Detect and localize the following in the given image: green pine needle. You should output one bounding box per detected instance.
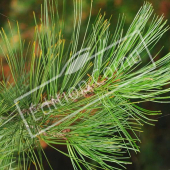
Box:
[0,0,170,169]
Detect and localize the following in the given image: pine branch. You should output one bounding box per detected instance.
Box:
[0,0,170,169]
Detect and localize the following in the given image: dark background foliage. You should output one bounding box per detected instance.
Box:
[0,0,170,169]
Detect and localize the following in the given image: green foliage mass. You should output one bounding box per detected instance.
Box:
[0,1,170,169]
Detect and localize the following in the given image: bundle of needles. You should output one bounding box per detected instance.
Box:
[0,0,170,169]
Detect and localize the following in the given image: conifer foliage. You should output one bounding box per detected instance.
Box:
[0,0,170,169]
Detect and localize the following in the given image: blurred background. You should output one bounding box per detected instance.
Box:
[0,0,170,169]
